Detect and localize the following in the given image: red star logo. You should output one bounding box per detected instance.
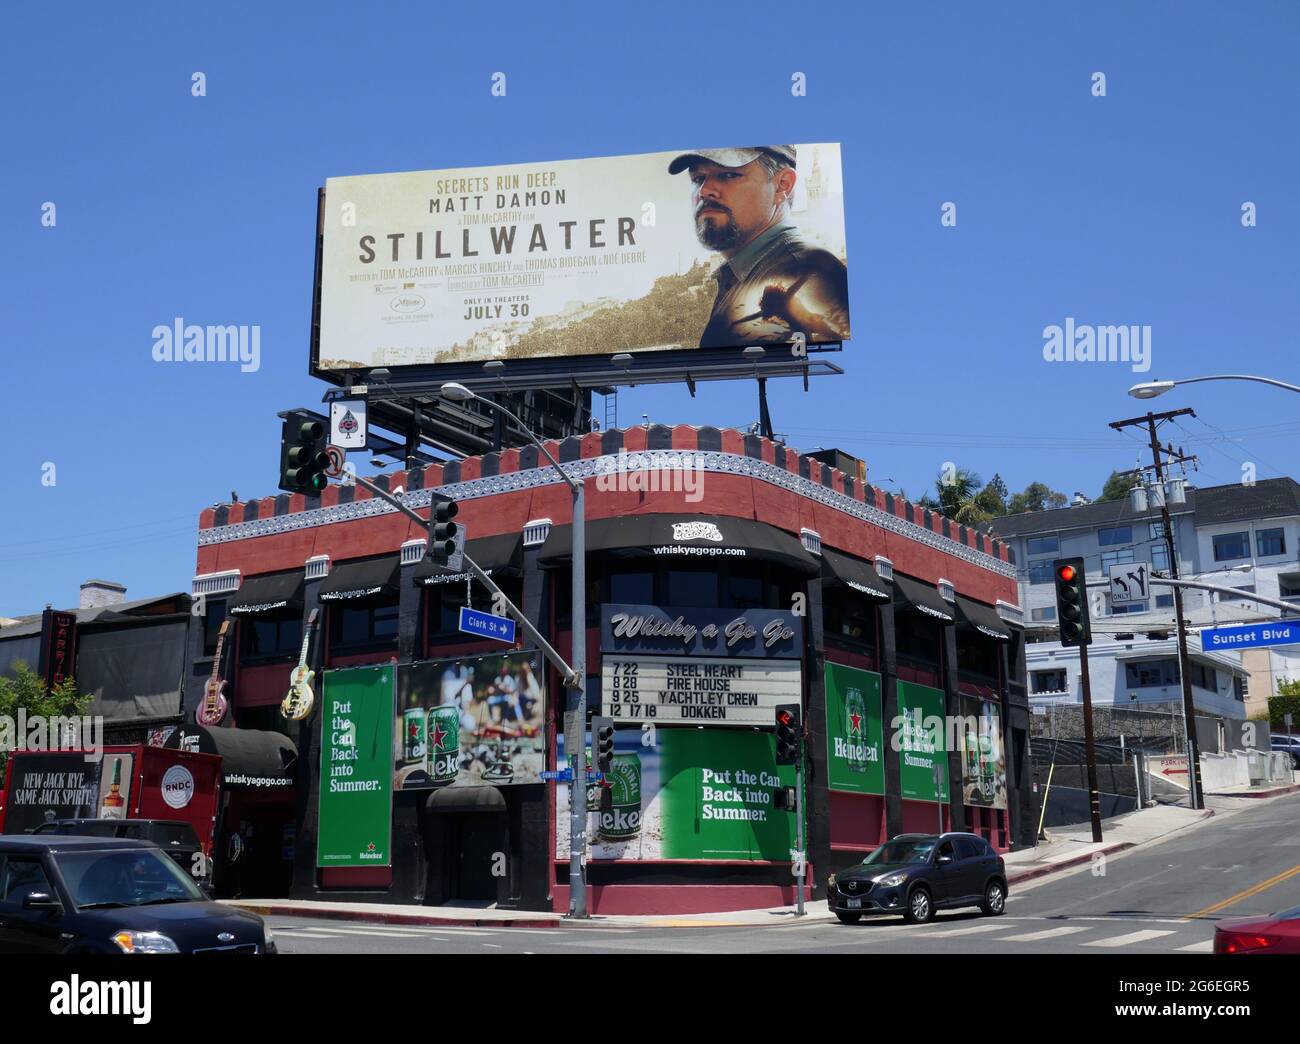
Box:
[366,842,375,852]
[849,712,862,734]
[429,721,447,749]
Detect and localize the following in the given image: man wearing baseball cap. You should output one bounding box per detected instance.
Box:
[668,145,849,348]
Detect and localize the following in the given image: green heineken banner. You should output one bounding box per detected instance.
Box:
[896,680,949,804]
[824,663,885,795]
[557,727,796,861]
[317,664,395,868]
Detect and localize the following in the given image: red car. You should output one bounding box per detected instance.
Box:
[1214,905,1300,954]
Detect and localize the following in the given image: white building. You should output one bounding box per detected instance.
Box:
[989,478,1300,718]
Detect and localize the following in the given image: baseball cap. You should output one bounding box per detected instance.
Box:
[667,145,796,175]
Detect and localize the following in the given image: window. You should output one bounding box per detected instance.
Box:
[1213,531,1250,562]
[1110,602,1147,615]
[1028,560,1055,583]
[1101,548,1135,571]
[242,612,302,660]
[1026,536,1059,555]
[1151,543,1169,572]
[1030,606,1056,622]
[609,570,654,606]
[1031,669,1067,694]
[1257,528,1286,557]
[0,857,55,906]
[1098,526,1132,546]
[1281,576,1300,604]
[957,628,1000,680]
[722,569,767,611]
[1149,522,1164,541]
[954,837,983,860]
[331,600,399,647]
[665,569,719,608]
[896,616,942,666]
[1155,594,1174,608]
[1189,663,1218,690]
[1125,660,1180,688]
[824,587,876,648]
[1218,585,1256,603]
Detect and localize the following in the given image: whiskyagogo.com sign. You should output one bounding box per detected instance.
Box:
[317,144,848,370]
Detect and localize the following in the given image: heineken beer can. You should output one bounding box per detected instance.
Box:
[597,753,642,842]
[844,687,868,773]
[426,704,461,784]
[403,708,426,765]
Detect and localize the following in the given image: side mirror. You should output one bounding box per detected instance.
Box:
[937,854,953,866]
[22,891,62,912]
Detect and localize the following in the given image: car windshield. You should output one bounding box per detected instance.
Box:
[861,839,936,866]
[56,848,206,909]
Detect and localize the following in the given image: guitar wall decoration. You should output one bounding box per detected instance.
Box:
[197,620,231,726]
[282,608,320,721]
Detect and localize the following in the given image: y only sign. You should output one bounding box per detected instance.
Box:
[1200,619,1300,651]
[1108,563,1150,605]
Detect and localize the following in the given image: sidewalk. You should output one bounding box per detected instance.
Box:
[225,799,1235,931]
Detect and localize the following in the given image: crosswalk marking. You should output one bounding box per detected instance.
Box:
[998,926,1088,942]
[1177,940,1214,952]
[1083,930,1177,948]
[916,922,1011,938]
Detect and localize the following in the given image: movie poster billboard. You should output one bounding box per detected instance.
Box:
[556,727,796,862]
[959,695,1007,810]
[394,651,545,790]
[318,144,848,371]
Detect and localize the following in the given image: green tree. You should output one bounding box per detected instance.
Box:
[1007,481,1068,515]
[0,663,89,778]
[1097,470,1134,503]
[1266,680,1300,731]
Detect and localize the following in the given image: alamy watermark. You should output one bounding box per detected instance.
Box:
[1042,318,1151,373]
[0,710,103,762]
[594,449,704,502]
[151,318,261,372]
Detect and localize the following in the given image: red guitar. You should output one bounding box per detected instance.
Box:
[197,620,230,726]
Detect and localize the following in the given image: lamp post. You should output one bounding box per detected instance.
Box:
[440,382,590,918]
[1129,375,1300,399]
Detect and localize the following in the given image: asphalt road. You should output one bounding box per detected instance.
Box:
[271,793,1300,955]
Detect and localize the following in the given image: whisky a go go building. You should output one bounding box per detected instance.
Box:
[191,425,1031,914]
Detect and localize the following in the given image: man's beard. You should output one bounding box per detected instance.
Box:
[695,210,743,251]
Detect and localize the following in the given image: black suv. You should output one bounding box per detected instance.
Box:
[32,820,207,888]
[827,832,1008,925]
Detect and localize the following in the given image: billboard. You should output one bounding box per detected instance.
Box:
[896,681,950,804]
[318,664,394,868]
[823,663,885,795]
[556,727,796,862]
[393,651,545,790]
[959,695,1007,810]
[317,144,848,372]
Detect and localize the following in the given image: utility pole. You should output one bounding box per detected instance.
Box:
[1109,408,1204,811]
[1077,637,1103,843]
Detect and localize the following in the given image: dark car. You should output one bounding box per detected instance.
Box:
[32,820,207,887]
[1214,904,1300,954]
[827,832,1007,925]
[0,836,274,954]
[1270,735,1300,768]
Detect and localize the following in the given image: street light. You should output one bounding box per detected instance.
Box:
[439,381,591,919]
[1129,375,1300,399]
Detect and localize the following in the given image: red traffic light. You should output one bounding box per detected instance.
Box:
[1057,564,1077,583]
[777,710,795,726]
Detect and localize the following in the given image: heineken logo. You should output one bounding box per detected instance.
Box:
[671,521,724,543]
[834,737,879,762]
[429,719,448,750]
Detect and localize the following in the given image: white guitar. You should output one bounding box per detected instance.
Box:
[281,609,319,721]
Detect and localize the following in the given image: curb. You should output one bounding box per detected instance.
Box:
[226,901,562,929]
[1206,782,1300,800]
[1006,808,1217,886]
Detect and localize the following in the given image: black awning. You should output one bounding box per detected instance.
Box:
[413,532,524,586]
[956,595,1012,640]
[317,556,400,601]
[539,514,819,575]
[227,571,305,615]
[893,574,955,623]
[426,785,507,813]
[821,548,890,600]
[163,725,298,790]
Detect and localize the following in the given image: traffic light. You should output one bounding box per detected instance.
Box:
[1053,557,1092,647]
[593,717,615,775]
[428,497,459,564]
[775,704,801,765]
[279,415,329,494]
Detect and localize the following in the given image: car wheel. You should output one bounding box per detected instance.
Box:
[904,886,934,924]
[835,912,862,925]
[981,879,1006,916]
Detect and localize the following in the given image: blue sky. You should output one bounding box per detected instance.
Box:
[2,1,1297,616]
